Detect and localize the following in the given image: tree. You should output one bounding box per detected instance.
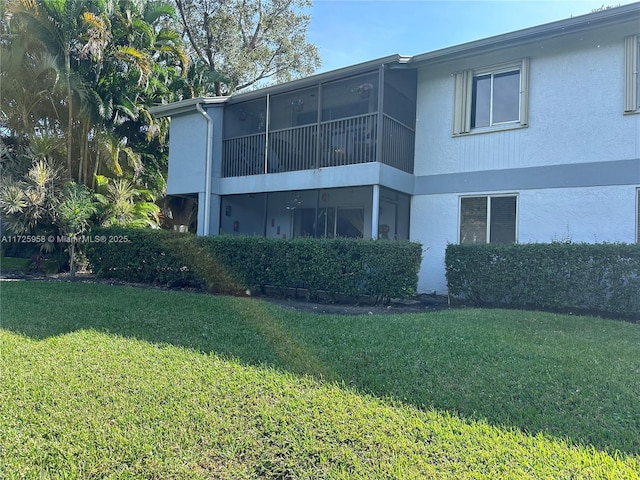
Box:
[1,1,186,272]
[173,0,320,95]
[96,177,160,228]
[2,0,189,189]
[0,138,65,236]
[57,181,97,276]
[4,0,111,177]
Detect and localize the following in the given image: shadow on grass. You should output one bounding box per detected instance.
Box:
[2,279,640,457]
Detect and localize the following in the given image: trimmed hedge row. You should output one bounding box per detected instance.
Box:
[446,243,640,318]
[86,227,423,303]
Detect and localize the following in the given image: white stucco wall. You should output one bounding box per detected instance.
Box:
[413,185,639,294]
[411,20,640,294]
[411,193,459,294]
[518,186,638,244]
[414,23,640,177]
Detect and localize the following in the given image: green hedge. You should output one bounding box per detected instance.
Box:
[446,243,640,318]
[84,228,203,288]
[86,228,423,303]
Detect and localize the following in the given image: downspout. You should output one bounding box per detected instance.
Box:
[371,185,380,240]
[196,102,213,235]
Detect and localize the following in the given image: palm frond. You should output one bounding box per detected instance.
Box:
[0,182,28,214]
[143,1,177,24]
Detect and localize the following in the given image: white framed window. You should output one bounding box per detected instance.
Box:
[453,59,529,135]
[624,35,640,113]
[459,194,518,244]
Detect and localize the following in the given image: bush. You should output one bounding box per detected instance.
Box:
[85,228,203,289]
[86,228,423,303]
[446,242,640,318]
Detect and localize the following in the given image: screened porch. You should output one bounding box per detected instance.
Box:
[218,186,411,241]
[222,68,416,177]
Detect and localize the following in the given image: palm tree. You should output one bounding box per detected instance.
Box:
[80,1,188,192]
[96,177,160,228]
[3,0,190,243]
[57,181,97,276]
[0,141,64,235]
[4,0,110,181]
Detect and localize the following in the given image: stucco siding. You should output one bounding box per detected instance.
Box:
[518,185,638,244]
[411,193,459,294]
[217,163,414,196]
[166,113,208,195]
[414,23,639,177]
[412,184,639,294]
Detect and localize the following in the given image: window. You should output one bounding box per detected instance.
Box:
[453,59,529,135]
[624,35,639,113]
[471,70,520,127]
[460,195,517,244]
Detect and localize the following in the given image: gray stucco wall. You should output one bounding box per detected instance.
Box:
[166,113,207,195]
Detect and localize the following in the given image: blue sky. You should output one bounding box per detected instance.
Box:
[307,0,639,73]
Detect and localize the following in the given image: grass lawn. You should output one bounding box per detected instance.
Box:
[1,281,639,478]
[0,257,32,271]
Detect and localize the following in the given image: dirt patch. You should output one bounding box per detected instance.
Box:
[261,295,449,316]
[0,271,450,316]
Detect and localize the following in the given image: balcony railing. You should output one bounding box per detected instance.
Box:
[382,115,415,174]
[222,113,414,177]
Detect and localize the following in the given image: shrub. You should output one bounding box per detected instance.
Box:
[85,228,203,289]
[86,228,423,303]
[446,242,640,318]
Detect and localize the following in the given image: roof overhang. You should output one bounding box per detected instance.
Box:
[409,2,640,67]
[227,54,410,103]
[148,96,229,118]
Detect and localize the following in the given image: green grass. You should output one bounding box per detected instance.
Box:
[1,281,639,478]
[0,256,32,271]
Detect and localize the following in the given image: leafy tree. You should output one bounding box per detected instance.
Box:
[0,138,65,236]
[95,177,160,228]
[57,181,97,275]
[1,1,185,272]
[173,0,320,95]
[2,0,189,189]
[3,0,111,176]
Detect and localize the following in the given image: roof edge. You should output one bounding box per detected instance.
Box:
[149,96,229,118]
[149,3,640,111]
[228,54,405,102]
[410,2,640,66]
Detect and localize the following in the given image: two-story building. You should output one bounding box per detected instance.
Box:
[150,3,640,294]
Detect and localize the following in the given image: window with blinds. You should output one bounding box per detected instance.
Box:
[460,195,517,244]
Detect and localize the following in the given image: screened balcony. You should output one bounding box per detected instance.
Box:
[222,69,416,177]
